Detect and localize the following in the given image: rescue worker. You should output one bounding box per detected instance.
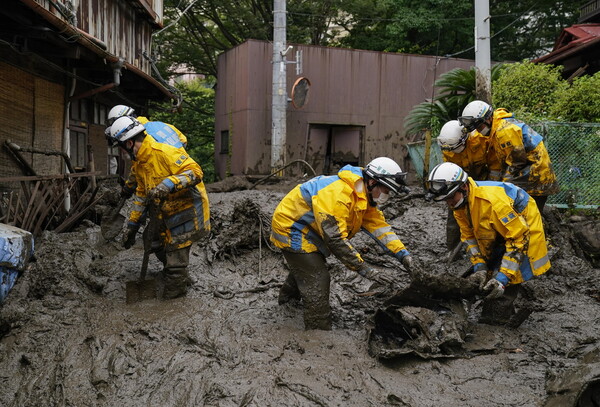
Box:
[108,116,210,299]
[270,157,414,330]
[458,100,559,211]
[437,120,502,253]
[106,105,187,199]
[425,162,551,326]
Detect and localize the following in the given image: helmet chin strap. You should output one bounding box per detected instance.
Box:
[364,178,378,206]
[453,190,468,209]
[121,141,137,161]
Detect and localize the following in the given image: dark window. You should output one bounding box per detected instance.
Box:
[94,103,108,125]
[220,130,229,154]
[69,129,87,169]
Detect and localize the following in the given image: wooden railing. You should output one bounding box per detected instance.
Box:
[580,0,600,22]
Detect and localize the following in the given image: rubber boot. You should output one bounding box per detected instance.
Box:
[163,267,190,299]
[162,246,191,300]
[278,273,301,305]
[283,251,332,330]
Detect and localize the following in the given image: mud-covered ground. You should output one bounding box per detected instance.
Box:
[1,177,599,407]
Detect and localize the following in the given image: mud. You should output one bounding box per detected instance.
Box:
[1,182,599,406]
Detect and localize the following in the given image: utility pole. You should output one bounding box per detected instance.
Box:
[271,0,287,173]
[474,0,492,103]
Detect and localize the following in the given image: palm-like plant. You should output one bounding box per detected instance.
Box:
[404,64,504,137]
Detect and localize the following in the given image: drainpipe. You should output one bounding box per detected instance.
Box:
[64,69,77,212]
[69,57,125,101]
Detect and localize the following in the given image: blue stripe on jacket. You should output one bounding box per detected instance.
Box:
[475,180,530,213]
[291,165,362,254]
[144,121,183,148]
[504,118,543,151]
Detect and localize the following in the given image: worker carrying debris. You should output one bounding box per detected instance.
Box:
[458,100,559,211]
[105,105,187,199]
[107,116,210,299]
[426,162,550,326]
[270,157,414,330]
[437,119,503,254]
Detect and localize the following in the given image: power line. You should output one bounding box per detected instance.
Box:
[287,10,541,24]
[443,4,537,58]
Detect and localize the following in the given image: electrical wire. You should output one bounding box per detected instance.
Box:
[443,4,538,58]
[287,6,548,24]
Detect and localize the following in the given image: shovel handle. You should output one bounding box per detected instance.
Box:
[139,199,162,281]
[140,249,150,281]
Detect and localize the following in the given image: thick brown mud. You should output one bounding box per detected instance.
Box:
[0,182,599,406]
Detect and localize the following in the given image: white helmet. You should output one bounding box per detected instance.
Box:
[364,157,407,194]
[109,116,145,145]
[425,162,468,201]
[458,100,493,132]
[107,105,136,126]
[437,120,468,153]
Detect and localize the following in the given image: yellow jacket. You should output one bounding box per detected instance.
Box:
[270,165,409,271]
[128,135,210,249]
[454,178,550,286]
[442,132,502,180]
[124,117,188,193]
[489,109,559,196]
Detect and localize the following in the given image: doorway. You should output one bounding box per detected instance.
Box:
[305,124,363,174]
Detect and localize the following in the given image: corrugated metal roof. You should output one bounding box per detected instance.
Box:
[535,24,600,64]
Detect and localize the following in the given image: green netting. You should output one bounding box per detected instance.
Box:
[533,122,600,209]
[406,122,600,209]
[406,141,443,180]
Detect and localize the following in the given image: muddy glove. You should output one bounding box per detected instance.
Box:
[483,278,505,299]
[468,264,488,288]
[121,226,138,249]
[147,183,170,201]
[469,270,487,289]
[401,255,414,273]
[358,264,394,285]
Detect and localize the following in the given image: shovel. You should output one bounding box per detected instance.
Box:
[101,196,127,241]
[125,201,160,303]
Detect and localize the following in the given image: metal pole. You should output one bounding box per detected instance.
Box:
[271,0,287,173]
[474,0,492,103]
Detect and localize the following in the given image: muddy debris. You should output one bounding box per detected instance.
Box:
[0,185,599,406]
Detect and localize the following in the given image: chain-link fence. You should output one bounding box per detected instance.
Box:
[533,122,600,209]
[407,122,600,209]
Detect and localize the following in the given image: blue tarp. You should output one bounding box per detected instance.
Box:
[0,224,34,304]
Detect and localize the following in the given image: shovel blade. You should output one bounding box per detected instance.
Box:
[126,279,158,304]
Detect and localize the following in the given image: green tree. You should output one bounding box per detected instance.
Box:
[155,0,587,79]
[155,0,345,79]
[335,0,586,60]
[490,1,586,61]
[149,80,217,182]
[336,0,473,55]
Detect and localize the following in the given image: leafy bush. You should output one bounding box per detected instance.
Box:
[492,60,568,119]
[548,73,600,123]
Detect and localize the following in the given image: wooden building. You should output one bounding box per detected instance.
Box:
[534,0,600,78]
[0,0,174,180]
